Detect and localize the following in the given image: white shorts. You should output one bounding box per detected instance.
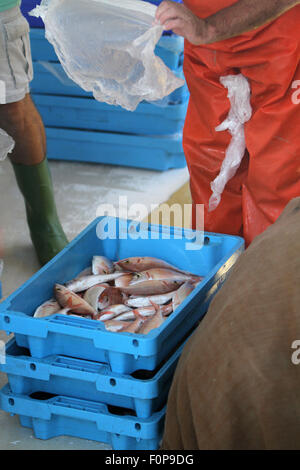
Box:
[0,6,33,104]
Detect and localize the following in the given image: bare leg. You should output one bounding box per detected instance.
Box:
[0,93,46,164]
[0,93,68,265]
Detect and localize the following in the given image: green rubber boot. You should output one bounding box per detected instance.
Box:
[12,159,69,266]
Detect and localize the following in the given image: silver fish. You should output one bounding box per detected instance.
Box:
[133,306,157,318]
[115,256,197,277]
[125,291,176,308]
[97,304,132,322]
[65,273,124,293]
[114,311,136,321]
[104,320,132,332]
[92,256,114,275]
[130,268,199,285]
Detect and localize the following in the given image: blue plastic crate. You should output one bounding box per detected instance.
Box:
[21,0,44,28]
[146,0,182,4]
[29,28,184,71]
[0,217,244,374]
[0,336,187,418]
[32,94,188,135]
[42,127,186,170]
[0,384,165,450]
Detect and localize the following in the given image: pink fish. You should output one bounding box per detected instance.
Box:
[33,299,61,318]
[98,286,123,310]
[120,280,184,296]
[138,307,165,335]
[160,303,173,317]
[67,312,93,319]
[114,273,134,288]
[54,284,96,317]
[74,266,93,278]
[83,285,107,311]
[122,317,145,334]
[172,281,195,312]
[115,256,195,276]
[92,256,114,275]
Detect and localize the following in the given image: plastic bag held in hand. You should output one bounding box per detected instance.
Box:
[30,0,184,111]
[208,74,252,212]
[0,129,15,161]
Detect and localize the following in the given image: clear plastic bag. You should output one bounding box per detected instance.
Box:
[0,128,15,161]
[209,74,252,212]
[31,0,184,111]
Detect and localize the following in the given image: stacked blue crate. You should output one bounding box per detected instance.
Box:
[0,217,244,449]
[23,0,189,170]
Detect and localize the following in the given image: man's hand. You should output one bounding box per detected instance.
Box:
[154,1,211,45]
[155,0,300,45]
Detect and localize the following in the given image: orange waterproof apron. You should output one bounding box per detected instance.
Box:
[183,0,300,245]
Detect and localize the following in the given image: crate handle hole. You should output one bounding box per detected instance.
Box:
[204,236,210,245]
[135,423,141,431]
[30,363,36,371]
[4,316,10,324]
[110,378,116,386]
[8,398,14,406]
[132,339,139,347]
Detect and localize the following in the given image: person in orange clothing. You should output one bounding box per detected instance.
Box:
[155,0,300,245]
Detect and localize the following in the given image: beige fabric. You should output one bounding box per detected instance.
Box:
[162,197,300,450]
[0,7,32,104]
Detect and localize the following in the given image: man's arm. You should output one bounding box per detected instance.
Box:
[155,0,300,45]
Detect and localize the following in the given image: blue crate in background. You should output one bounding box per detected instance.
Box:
[145,0,182,4]
[0,217,244,374]
[0,384,165,450]
[21,0,43,28]
[0,336,188,418]
[32,94,188,136]
[43,128,186,170]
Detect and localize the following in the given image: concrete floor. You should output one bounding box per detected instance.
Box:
[0,156,191,450]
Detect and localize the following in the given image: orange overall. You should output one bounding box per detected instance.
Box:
[183,0,300,245]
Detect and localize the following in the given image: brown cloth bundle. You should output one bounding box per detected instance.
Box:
[161,197,300,450]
